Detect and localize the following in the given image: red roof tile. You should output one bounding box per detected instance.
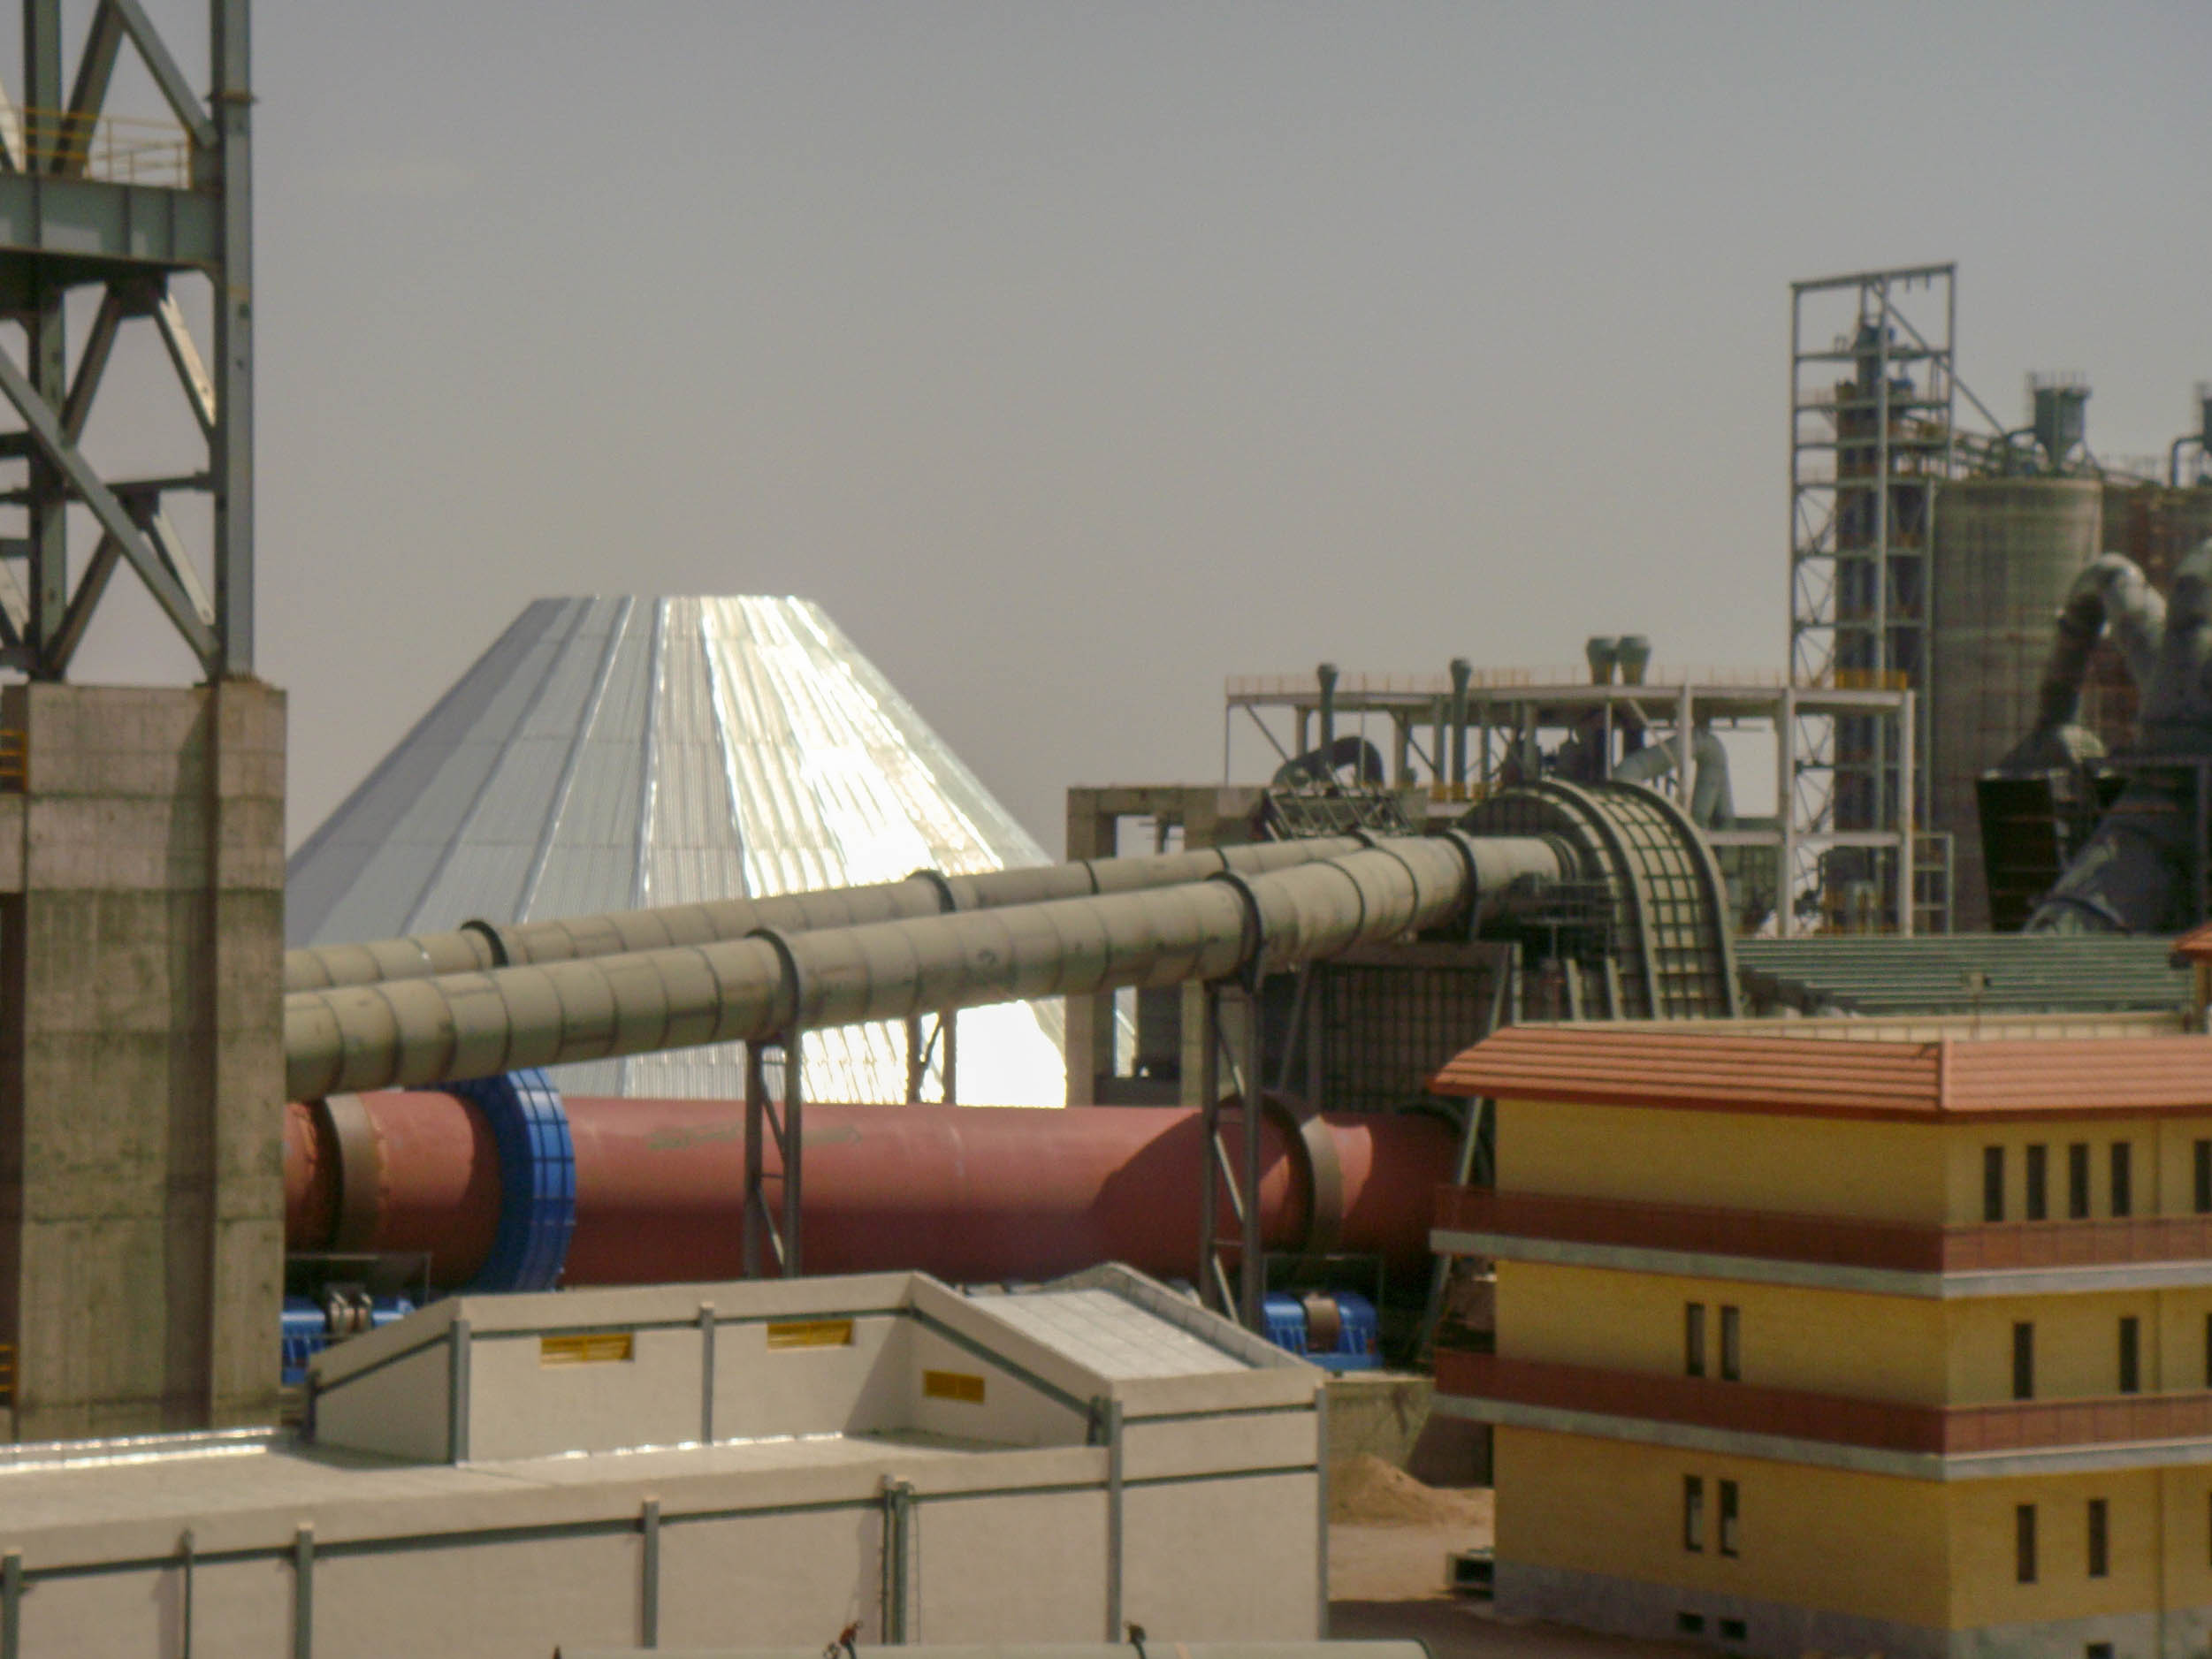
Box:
[1429,1025,2212,1120]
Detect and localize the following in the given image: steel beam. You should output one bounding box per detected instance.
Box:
[0,0,248,680]
[114,0,217,151]
[210,0,251,673]
[0,172,220,268]
[0,342,217,662]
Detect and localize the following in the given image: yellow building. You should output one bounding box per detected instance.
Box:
[1430,1025,2212,1659]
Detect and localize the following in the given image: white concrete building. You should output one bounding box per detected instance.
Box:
[0,1267,1324,1657]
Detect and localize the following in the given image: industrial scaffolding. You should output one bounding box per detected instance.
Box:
[1786,263,2034,934]
[1223,664,1921,936]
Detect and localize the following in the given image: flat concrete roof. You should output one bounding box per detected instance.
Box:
[0,1266,1316,1576]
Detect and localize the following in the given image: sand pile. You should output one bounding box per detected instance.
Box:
[1328,1454,1488,1526]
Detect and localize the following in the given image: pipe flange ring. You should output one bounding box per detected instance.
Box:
[459,917,512,968]
[745,926,809,1038]
[1234,1089,1346,1267]
[1204,870,1269,989]
[904,867,962,914]
[313,1092,385,1254]
[434,1069,574,1292]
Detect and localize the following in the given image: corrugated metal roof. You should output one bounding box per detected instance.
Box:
[288,597,1066,1106]
[1735,933,2190,1016]
[1430,1025,2212,1118]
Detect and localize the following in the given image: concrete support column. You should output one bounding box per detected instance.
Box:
[1061,788,1115,1106]
[0,681,286,1439]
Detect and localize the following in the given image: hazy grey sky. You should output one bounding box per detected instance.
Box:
[60,3,2212,852]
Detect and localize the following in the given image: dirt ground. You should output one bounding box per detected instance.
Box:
[1326,1457,1686,1659]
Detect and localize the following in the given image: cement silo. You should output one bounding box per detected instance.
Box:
[1929,476,2103,928]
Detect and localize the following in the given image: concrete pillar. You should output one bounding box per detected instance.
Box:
[0,682,286,1440]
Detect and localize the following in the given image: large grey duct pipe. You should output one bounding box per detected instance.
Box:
[1611,730,1735,827]
[2028,540,2212,932]
[285,834,1570,1102]
[284,837,1365,993]
[1995,552,2163,776]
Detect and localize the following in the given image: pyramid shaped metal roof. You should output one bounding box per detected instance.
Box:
[287,596,1064,1105]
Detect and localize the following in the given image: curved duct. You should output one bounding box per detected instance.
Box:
[1460,780,1741,1018]
[284,1089,1455,1289]
[1610,730,1735,828]
[1270,734,1387,788]
[2028,539,2212,932]
[1995,552,2162,775]
[284,836,1364,993]
[285,836,1525,1102]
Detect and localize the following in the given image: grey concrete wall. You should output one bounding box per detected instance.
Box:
[2,1451,1324,1655]
[0,681,286,1439]
[1324,1373,1432,1470]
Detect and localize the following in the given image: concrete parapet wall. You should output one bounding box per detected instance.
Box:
[7,1268,1323,1653]
[1323,1372,1434,1470]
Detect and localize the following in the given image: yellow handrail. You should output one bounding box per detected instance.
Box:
[3,107,190,187]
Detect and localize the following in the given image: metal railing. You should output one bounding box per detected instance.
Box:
[1227,666,1925,701]
[1225,666,1892,701]
[2,108,190,186]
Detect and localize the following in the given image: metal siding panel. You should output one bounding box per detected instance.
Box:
[286,600,565,945]
[286,593,1067,1104]
[701,597,1064,1105]
[405,599,623,931]
[297,600,587,948]
[522,601,654,925]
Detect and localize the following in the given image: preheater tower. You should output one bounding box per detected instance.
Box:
[0,0,281,1439]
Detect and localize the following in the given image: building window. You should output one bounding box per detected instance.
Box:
[2017,1503,2037,1583]
[1720,1305,1742,1382]
[2120,1317,2141,1395]
[1676,1613,1705,1636]
[1719,1479,1740,1557]
[2070,1144,2091,1219]
[2013,1322,2035,1402]
[1984,1145,2005,1221]
[1684,1475,1705,1552]
[2112,1143,2133,1218]
[1719,1617,1748,1642]
[2199,1139,2212,1214]
[2088,1646,2115,1659]
[2025,1145,2048,1221]
[2087,1498,2109,1579]
[1685,1303,1706,1378]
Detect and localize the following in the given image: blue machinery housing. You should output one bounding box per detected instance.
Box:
[442,1068,576,1294]
[282,1069,574,1381]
